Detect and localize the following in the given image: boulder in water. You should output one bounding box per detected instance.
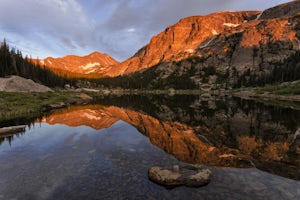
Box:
[148,164,212,188]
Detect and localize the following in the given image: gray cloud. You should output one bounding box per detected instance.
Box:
[0,0,94,58]
[0,0,291,60]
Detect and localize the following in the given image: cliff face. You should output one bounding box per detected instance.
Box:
[113,1,300,76]
[113,11,260,76]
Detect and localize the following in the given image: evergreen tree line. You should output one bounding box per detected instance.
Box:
[89,62,196,90]
[0,39,69,88]
[234,51,300,88]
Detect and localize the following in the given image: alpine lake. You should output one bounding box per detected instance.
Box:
[0,94,299,200]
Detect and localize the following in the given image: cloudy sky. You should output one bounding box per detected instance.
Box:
[0,0,291,61]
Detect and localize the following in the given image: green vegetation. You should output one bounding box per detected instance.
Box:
[234,51,300,88]
[0,91,91,122]
[255,82,300,96]
[89,62,197,90]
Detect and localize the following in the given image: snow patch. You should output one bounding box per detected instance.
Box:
[211,29,218,35]
[223,23,240,28]
[198,36,217,49]
[83,112,101,120]
[86,68,97,73]
[47,60,52,65]
[256,13,262,20]
[185,49,195,53]
[80,62,101,70]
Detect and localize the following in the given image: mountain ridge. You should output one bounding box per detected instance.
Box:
[113,11,261,76]
[37,0,300,87]
[36,51,120,78]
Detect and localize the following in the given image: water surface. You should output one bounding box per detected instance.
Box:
[0,95,299,199]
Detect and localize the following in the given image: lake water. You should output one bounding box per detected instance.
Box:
[0,95,299,200]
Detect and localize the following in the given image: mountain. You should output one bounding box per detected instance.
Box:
[113,11,261,76]
[95,0,300,89]
[37,52,120,78]
[37,1,300,88]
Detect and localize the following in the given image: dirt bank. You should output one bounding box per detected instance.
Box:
[0,76,53,93]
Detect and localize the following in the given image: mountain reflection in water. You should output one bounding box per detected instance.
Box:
[40,95,300,180]
[1,95,299,180]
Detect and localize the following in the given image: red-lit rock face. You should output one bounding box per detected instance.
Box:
[36,52,120,78]
[113,11,261,76]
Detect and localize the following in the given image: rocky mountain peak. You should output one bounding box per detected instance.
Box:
[38,51,120,78]
[110,11,260,76]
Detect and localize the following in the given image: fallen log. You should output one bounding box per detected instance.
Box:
[0,125,26,136]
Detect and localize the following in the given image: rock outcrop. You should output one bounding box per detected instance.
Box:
[0,76,53,93]
[148,164,212,188]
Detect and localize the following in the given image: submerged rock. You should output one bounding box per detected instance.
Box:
[148,164,212,188]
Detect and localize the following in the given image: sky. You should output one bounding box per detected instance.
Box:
[0,0,292,61]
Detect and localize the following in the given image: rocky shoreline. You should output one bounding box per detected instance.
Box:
[233,90,300,102]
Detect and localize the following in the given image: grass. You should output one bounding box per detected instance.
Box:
[0,90,91,122]
[255,83,300,96]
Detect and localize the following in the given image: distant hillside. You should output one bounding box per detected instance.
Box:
[35,52,120,78]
